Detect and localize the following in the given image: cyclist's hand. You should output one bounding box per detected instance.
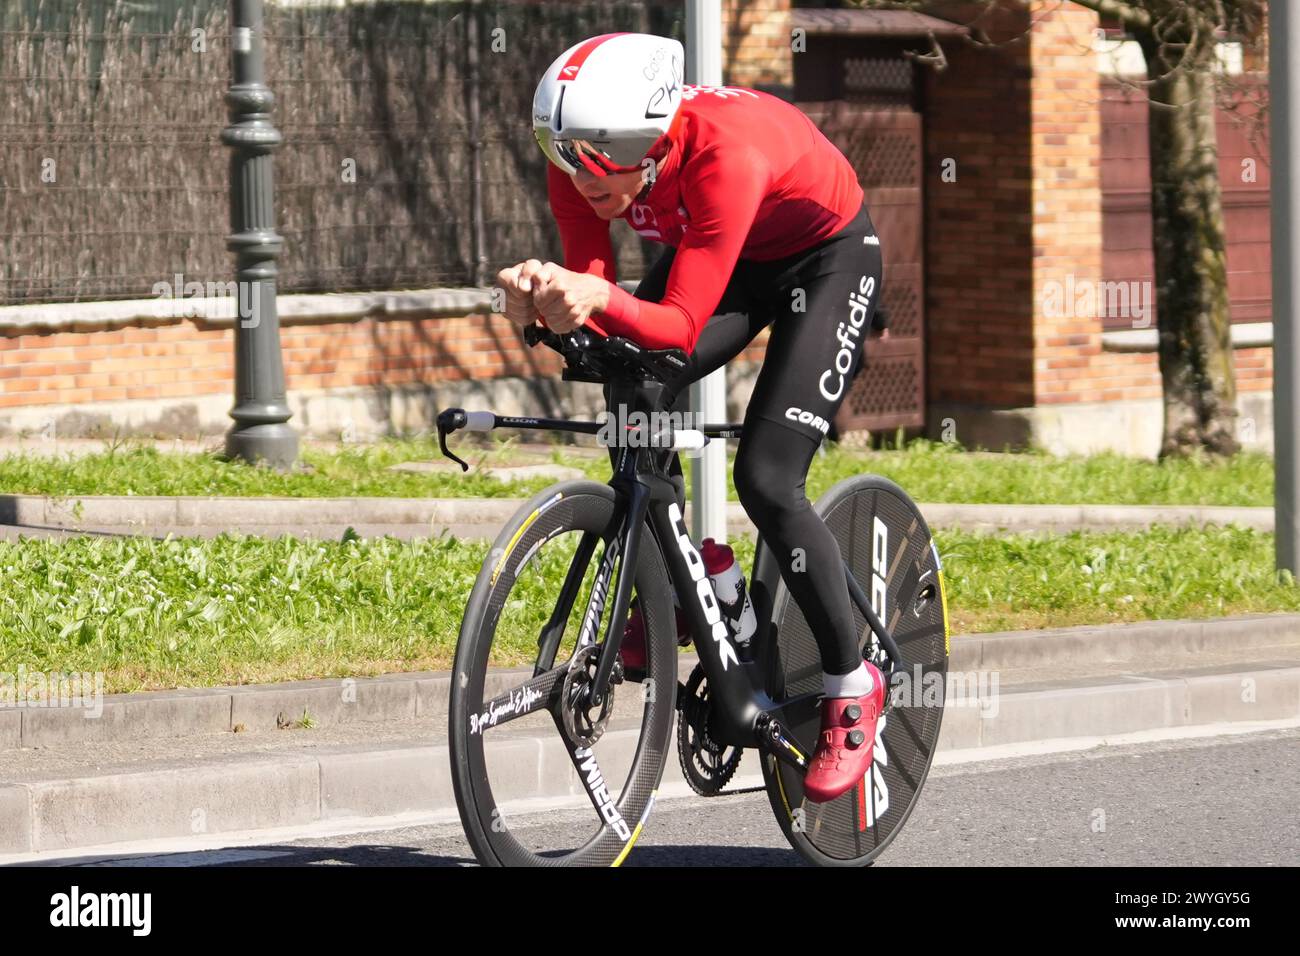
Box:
[495,259,549,329]
[532,265,610,334]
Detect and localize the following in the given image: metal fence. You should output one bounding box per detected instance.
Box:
[0,0,683,306]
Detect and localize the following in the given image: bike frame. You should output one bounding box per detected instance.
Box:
[456,372,904,774]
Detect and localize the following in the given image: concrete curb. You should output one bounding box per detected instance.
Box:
[5,612,1298,752]
[0,494,1274,536]
[0,657,702,751]
[950,612,1300,672]
[3,663,1296,857]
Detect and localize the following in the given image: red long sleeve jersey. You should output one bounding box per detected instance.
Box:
[547,85,864,354]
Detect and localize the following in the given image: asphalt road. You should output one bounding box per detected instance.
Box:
[141,725,1300,868]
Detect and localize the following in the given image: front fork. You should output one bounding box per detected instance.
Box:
[584,480,652,708]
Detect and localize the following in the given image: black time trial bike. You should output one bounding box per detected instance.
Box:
[442,324,950,866]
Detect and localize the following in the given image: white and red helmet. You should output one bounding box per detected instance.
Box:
[533,32,685,176]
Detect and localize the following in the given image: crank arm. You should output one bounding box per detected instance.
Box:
[757,715,810,772]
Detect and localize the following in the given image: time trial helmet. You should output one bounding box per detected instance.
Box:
[533,32,685,177]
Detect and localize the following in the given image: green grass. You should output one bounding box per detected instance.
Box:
[0,525,1294,693]
[0,436,1276,506]
[0,437,608,500]
[803,440,1274,507]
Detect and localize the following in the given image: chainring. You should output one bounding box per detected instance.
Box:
[675,664,743,796]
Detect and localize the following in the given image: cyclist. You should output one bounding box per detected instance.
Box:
[497,32,887,804]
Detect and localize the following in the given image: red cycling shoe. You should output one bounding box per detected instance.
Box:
[803,662,887,804]
[617,600,691,672]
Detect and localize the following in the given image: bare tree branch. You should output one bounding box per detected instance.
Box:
[1054,0,1153,30]
[903,31,950,71]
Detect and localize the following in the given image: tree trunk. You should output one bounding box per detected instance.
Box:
[1139,23,1239,458]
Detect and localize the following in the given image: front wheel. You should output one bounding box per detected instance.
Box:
[761,474,951,866]
[449,480,679,866]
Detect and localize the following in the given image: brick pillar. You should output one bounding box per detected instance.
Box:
[923,4,1036,421]
[924,0,1105,451]
[1028,1,1104,414]
[721,0,792,92]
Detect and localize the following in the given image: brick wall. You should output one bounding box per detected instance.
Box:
[0,326,231,410]
[0,314,567,430]
[0,308,774,436]
[1025,1,1268,415]
[1028,0,1106,406]
[923,3,1035,409]
[924,0,1269,429]
[721,0,792,89]
[0,0,1271,447]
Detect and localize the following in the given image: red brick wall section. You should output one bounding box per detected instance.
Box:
[922,2,1035,408]
[1024,1,1268,407]
[722,0,792,88]
[0,325,232,409]
[0,316,563,413]
[0,314,771,417]
[1028,0,1106,406]
[921,1,1271,413]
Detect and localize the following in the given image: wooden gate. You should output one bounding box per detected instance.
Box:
[796,48,927,435]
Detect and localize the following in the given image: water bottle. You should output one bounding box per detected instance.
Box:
[700,537,758,658]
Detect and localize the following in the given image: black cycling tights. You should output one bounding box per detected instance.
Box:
[600,202,883,675]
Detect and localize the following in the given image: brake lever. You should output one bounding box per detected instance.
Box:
[436,408,471,472]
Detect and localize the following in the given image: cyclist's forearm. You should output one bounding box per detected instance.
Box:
[597,283,697,351]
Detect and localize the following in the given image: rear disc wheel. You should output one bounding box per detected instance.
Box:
[761,474,950,866]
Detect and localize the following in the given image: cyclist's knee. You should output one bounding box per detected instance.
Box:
[734,452,808,519]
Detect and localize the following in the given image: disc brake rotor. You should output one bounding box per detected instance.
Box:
[559,645,617,748]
